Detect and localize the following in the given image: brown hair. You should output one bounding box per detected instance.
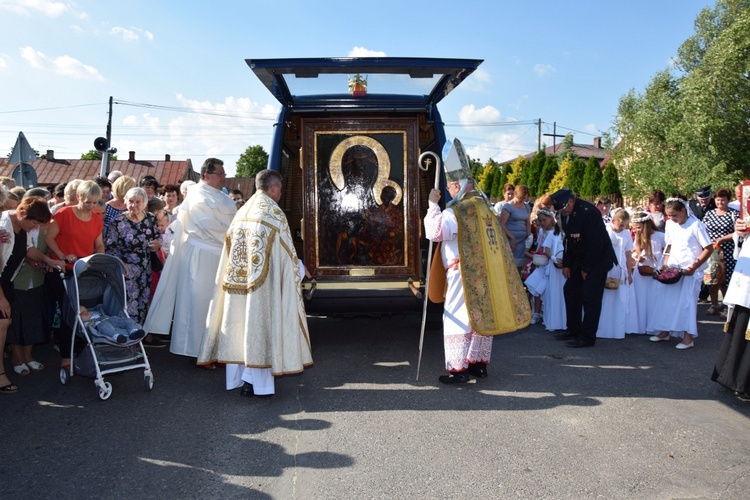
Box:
[514,184,530,199]
[714,188,731,200]
[537,193,553,209]
[631,211,657,261]
[17,196,52,223]
[648,189,666,205]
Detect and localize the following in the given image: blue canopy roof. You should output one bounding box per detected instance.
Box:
[246,57,483,112]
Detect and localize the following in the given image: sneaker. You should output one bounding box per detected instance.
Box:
[113,334,128,344]
[129,329,146,341]
[143,335,167,348]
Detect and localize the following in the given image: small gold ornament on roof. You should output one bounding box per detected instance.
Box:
[348,73,367,97]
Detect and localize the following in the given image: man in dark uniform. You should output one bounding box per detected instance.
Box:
[689,186,715,302]
[688,185,716,221]
[551,188,617,348]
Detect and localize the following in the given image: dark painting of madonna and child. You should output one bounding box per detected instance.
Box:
[316,133,406,268]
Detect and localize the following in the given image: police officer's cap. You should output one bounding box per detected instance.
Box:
[551,188,573,211]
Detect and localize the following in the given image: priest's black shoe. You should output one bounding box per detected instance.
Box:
[566,338,595,348]
[467,362,488,378]
[554,330,578,341]
[240,382,254,397]
[439,372,470,384]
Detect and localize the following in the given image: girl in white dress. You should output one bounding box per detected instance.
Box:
[649,197,714,349]
[537,209,567,331]
[597,209,635,339]
[630,211,666,335]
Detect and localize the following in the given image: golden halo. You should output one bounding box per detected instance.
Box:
[329,135,402,206]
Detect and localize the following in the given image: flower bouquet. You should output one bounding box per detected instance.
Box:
[652,266,683,285]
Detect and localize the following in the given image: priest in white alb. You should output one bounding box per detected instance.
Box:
[144,158,237,360]
[198,169,313,397]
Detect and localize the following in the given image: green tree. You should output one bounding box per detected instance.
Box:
[600,161,622,197]
[469,157,483,180]
[80,150,118,161]
[478,158,500,194]
[537,155,559,195]
[236,145,269,178]
[568,158,587,195]
[491,167,504,199]
[525,150,546,196]
[608,0,750,198]
[547,154,574,193]
[506,156,526,186]
[497,163,508,193]
[581,157,603,197]
[557,134,578,166]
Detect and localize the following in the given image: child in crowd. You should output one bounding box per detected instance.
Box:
[158,209,175,259]
[150,210,169,299]
[537,209,567,331]
[650,196,713,349]
[630,211,666,335]
[597,209,636,339]
[80,305,146,344]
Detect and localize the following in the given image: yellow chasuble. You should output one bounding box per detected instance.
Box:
[434,192,531,335]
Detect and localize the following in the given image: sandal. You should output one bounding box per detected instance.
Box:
[27,361,45,372]
[0,372,18,394]
[13,363,30,376]
[706,305,719,316]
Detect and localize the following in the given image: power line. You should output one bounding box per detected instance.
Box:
[0,103,104,114]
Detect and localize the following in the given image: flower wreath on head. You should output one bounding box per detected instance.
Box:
[536,208,556,221]
[666,196,694,218]
[631,212,652,223]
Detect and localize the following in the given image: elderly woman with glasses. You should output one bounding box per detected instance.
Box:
[105,187,161,325]
[45,180,105,371]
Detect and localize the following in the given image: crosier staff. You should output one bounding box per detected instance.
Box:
[416,150,441,381]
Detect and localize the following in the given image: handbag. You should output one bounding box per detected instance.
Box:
[703,245,725,286]
[150,249,164,272]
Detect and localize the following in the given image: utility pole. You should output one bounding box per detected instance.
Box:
[537,118,541,152]
[100,96,114,177]
[543,121,565,154]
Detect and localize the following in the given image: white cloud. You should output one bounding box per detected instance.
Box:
[0,55,7,70]
[20,46,104,81]
[110,26,154,42]
[348,46,386,57]
[533,63,556,77]
[459,104,501,128]
[509,95,528,111]
[460,66,492,93]
[0,0,69,16]
[113,94,279,176]
[122,115,139,126]
[584,123,599,134]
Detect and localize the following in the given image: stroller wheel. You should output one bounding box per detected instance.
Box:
[144,374,154,391]
[98,381,113,401]
[59,367,70,386]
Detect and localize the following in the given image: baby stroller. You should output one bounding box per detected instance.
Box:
[58,254,154,400]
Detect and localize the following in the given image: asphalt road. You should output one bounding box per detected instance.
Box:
[3,303,749,499]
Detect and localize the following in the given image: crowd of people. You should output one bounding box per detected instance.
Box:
[500,182,749,399]
[0,163,223,394]
[1,157,748,403]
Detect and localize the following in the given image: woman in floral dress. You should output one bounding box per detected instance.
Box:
[105,187,161,324]
[702,188,739,317]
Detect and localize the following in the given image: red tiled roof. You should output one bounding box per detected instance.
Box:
[222,177,255,198]
[0,154,197,187]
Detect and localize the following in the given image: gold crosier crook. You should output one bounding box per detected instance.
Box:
[328,135,403,206]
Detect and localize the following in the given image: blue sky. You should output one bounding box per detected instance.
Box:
[0,0,715,176]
